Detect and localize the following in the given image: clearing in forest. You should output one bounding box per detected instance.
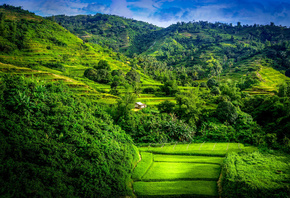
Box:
[133,143,256,197]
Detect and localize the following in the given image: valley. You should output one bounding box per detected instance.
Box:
[0,4,289,198]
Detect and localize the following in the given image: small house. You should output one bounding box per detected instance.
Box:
[135,102,146,109]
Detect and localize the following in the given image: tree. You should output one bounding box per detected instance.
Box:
[157,100,176,113]
[84,68,112,84]
[96,59,110,70]
[115,93,136,121]
[278,81,290,97]
[219,81,241,103]
[125,69,140,83]
[161,80,179,96]
[0,13,5,36]
[207,78,218,89]
[285,69,290,78]
[211,86,221,95]
[175,91,205,126]
[216,101,238,124]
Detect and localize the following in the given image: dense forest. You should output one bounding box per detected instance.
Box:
[0,4,289,198]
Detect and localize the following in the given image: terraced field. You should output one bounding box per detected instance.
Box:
[0,62,117,101]
[133,143,256,197]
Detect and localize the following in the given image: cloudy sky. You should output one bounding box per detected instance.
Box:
[1,0,290,27]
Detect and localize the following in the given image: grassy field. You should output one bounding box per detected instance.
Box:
[133,180,218,197]
[139,142,257,156]
[132,143,257,197]
[132,152,153,181]
[142,162,220,181]
[154,155,224,164]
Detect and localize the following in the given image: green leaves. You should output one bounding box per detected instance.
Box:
[216,101,238,124]
[0,75,138,197]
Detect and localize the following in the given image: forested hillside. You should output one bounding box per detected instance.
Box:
[47,14,161,51]
[0,5,141,197]
[54,14,290,94]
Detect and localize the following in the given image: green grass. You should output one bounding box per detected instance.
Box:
[255,66,289,91]
[133,180,218,197]
[142,162,220,181]
[139,143,257,156]
[154,155,224,164]
[133,144,257,197]
[132,152,153,181]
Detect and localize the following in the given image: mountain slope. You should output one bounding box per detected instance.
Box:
[48,14,161,52]
[0,5,161,103]
[52,14,290,94]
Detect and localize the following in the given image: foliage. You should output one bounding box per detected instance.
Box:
[207,78,219,88]
[84,68,112,84]
[278,81,290,97]
[286,69,290,77]
[125,68,140,83]
[157,100,176,113]
[160,79,179,96]
[242,95,290,149]
[220,152,290,198]
[48,13,161,51]
[216,101,238,124]
[132,152,153,181]
[175,91,205,126]
[114,109,195,143]
[0,75,138,197]
[115,92,137,121]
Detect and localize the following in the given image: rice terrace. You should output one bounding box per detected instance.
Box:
[133,143,256,197]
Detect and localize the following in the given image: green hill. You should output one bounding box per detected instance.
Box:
[0,4,160,104]
[54,14,290,94]
[47,14,161,52]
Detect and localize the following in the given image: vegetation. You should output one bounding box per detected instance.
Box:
[133,143,254,197]
[139,143,256,156]
[142,162,220,181]
[132,152,153,181]
[0,4,290,198]
[0,75,139,197]
[47,14,161,51]
[134,180,218,197]
[153,155,224,164]
[220,151,290,198]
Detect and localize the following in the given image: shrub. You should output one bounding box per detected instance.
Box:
[157,100,175,113]
[216,101,238,124]
[142,87,156,94]
[220,152,290,198]
[0,75,138,197]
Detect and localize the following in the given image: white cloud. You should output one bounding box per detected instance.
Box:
[110,0,133,18]
[83,3,110,14]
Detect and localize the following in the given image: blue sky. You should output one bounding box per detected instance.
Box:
[1,0,290,27]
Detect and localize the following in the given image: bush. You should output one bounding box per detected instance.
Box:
[216,101,238,124]
[44,62,66,72]
[200,82,207,87]
[207,78,218,88]
[142,87,156,94]
[157,100,175,113]
[0,75,138,197]
[84,68,112,84]
[220,152,290,198]
[192,81,199,87]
